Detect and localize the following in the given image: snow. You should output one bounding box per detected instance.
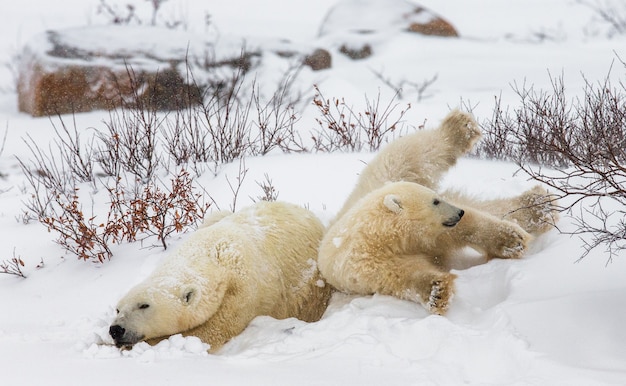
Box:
[1,0,626,385]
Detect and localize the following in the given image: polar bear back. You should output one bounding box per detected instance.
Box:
[168,201,328,320]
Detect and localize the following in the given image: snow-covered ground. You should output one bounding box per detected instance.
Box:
[1,0,625,385]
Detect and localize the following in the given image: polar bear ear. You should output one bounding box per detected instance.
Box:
[181,286,199,306]
[383,194,403,214]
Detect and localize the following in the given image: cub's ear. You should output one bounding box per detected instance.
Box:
[383,194,403,214]
[181,286,199,305]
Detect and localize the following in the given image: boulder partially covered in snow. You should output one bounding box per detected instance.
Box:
[17,26,257,117]
[319,0,458,38]
[319,0,458,59]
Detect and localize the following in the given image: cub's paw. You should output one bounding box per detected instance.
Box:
[426,273,456,315]
[440,110,482,153]
[489,222,531,260]
[505,186,559,235]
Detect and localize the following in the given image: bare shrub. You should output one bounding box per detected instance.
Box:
[41,190,113,263]
[18,131,111,262]
[163,63,305,173]
[254,173,279,202]
[250,70,304,154]
[97,104,163,182]
[19,110,205,261]
[20,144,209,261]
[96,66,167,182]
[49,114,96,184]
[224,158,249,212]
[105,169,210,250]
[476,68,626,262]
[19,134,78,218]
[162,66,253,171]
[1,249,27,278]
[473,76,575,167]
[311,85,411,152]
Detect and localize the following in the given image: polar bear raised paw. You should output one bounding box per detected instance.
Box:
[439,110,482,154]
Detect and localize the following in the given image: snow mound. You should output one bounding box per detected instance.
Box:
[221,293,535,384]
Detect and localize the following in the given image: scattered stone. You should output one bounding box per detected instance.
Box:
[339,44,373,60]
[304,48,332,70]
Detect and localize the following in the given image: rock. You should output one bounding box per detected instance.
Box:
[406,7,459,37]
[303,48,332,70]
[319,0,459,40]
[17,26,257,117]
[339,44,372,60]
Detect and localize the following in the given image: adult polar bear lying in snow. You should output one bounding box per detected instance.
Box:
[319,110,557,315]
[109,201,332,352]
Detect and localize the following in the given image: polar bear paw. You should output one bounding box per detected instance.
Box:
[426,274,455,315]
[440,110,482,153]
[507,186,559,235]
[489,222,531,260]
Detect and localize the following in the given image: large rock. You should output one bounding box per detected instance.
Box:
[17,26,257,117]
[319,0,458,37]
[319,0,458,59]
[406,8,459,37]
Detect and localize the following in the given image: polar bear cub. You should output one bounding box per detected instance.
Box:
[319,181,531,315]
[320,110,557,315]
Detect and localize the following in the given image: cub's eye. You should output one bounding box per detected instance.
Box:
[139,303,150,310]
[116,309,120,314]
[433,199,440,206]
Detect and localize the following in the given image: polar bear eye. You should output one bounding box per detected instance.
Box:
[139,303,150,310]
[433,199,440,206]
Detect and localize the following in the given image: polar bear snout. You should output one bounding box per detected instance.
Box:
[109,324,125,341]
[442,208,464,227]
[109,324,143,348]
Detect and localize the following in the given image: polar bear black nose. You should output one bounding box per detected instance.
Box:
[109,325,125,341]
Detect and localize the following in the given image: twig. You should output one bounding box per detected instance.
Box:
[1,249,27,278]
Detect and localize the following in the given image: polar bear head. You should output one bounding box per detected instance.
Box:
[377,181,464,230]
[109,264,228,349]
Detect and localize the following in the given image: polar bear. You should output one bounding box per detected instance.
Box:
[319,110,557,314]
[109,201,332,352]
[318,181,532,315]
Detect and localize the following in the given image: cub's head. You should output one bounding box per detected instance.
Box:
[380,181,464,231]
[109,267,228,349]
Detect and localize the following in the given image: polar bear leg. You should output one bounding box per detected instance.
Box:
[354,254,456,315]
[440,207,532,260]
[443,186,558,235]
